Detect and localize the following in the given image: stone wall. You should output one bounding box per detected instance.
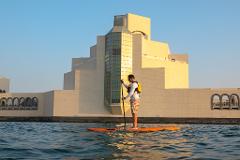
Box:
[138,88,240,118]
[0,92,45,117]
[0,77,10,92]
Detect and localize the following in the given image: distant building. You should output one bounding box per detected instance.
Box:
[64,13,188,114]
[0,13,239,119]
[0,76,10,93]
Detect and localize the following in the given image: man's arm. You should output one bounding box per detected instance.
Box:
[121,80,128,89]
[124,83,138,100]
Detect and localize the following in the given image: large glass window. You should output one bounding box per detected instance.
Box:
[104,31,133,108]
[104,32,121,105]
[114,15,126,26]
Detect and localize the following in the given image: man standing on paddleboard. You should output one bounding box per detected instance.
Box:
[121,74,141,129]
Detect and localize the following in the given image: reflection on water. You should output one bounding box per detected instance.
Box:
[0,122,239,159]
[106,129,193,159]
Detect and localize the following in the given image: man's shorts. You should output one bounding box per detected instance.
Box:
[130,99,140,114]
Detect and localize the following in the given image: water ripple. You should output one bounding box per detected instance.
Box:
[0,123,239,159]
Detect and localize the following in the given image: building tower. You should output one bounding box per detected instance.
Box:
[64,13,189,115]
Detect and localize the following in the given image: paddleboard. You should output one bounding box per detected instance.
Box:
[88,126,180,133]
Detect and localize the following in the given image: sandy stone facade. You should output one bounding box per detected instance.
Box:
[0,13,239,118]
[0,76,10,93]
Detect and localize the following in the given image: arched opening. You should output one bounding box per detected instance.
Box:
[211,94,221,109]
[132,31,148,39]
[0,97,7,107]
[6,97,13,107]
[25,97,32,107]
[19,97,25,107]
[13,97,20,107]
[221,94,230,109]
[32,97,38,108]
[230,94,240,109]
[0,97,40,110]
[132,30,146,36]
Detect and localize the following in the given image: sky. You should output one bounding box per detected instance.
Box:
[0,0,240,92]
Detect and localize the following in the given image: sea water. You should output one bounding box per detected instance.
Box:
[0,122,239,159]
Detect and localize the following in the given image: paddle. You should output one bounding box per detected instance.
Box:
[121,84,127,130]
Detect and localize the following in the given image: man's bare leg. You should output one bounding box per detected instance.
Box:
[132,112,135,128]
[133,113,138,128]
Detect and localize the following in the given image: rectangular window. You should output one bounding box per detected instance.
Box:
[112,91,120,103]
[112,48,121,55]
[114,15,126,27]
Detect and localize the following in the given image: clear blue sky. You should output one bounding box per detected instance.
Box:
[0,0,240,92]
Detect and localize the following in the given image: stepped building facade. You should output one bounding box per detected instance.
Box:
[0,13,239,119]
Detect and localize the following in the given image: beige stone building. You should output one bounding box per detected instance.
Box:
[0,76,10,93]
[0,13,239,119]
